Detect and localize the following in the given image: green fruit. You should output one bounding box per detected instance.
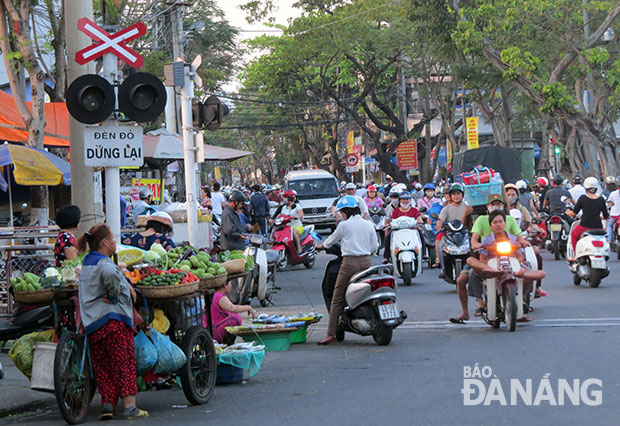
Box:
[180,265,191,273]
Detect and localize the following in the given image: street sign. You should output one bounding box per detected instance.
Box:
[84,126,144,167]
[346,153,359,167]
[75,18,146,68]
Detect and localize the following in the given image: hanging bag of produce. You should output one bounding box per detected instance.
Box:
[134,330,158,374]
[149,329,187,374]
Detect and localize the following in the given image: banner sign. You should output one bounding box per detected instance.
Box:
[397,140,418,170]
[466,117,479,150]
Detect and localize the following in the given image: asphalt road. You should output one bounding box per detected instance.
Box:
[8,250,620,425]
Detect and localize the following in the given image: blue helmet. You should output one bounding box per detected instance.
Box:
[335,195,359,211]
[424,183,435,190]
[400,192,412,200]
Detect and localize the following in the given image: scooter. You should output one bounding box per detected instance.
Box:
[271,215,317,270]
[612,215,620,260]
[568,223,610,288]
[231,234,279,306]
[0,303,53,342]
[321,244,407,345]
[389,216,424,286]
[368,205,385,255]
[436,218,470,285]
[480,241,527,332]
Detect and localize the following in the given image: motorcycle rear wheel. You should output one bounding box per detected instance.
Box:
[573,274,581,286]
[372,324,393,346]
[589,269,605,288]
[554,241,561,260]
[336,327,345,342]
[303,256,315,269]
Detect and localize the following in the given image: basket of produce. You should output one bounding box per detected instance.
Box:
[135,268,199,299]
[220,259,246,275]
[11,269,70,304]
[199,273,228,289]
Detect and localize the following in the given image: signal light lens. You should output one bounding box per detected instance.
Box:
[367,278,395,291]
[118,72,166,123]
[496,241,512,255]
[551,216,561,224]
[592,240,604,247]
[66,74,115,124]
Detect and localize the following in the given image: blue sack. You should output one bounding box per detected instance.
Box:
[149,329,187,374]
[134,330,157,374]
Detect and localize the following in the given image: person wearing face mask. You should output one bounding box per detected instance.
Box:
[435,184,467,269]
[221,190,253,251]
[568,177,609,261]
[417,183,440,211]
[383,192,423,264]
[516,180,539,219]
[505,184,532,231]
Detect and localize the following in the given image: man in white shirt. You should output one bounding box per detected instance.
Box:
[210,182,226,221]
[316,196,378,345]
[606,188,620,242]
[569,175,586,203]
[345,182,369,219]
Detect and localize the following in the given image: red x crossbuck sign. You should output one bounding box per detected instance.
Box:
[75,18,146,68]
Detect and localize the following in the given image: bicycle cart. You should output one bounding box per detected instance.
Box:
[51,286,217,424]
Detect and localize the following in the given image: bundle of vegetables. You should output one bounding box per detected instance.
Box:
[10,268,68,292]
[217,250,255,272]
[60,253,86,282]
[178,251,226,279]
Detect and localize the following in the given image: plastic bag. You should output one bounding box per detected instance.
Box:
[9,329,55,379]
[134,330,158,374]
[149,309,170,334]
[149,329,186,374]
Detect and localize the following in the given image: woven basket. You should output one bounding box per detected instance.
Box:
[13,288,54,305]
[136,280,199,299]
[221,259,246,274]
[227,270,250,281]
[199,273,228,289]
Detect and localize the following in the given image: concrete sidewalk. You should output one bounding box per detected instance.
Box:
[0,353,55,418]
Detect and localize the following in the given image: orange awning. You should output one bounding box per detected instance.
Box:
[0,90,70,147]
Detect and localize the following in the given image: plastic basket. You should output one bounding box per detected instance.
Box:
[290,324,308,344]
[463,181,504,206]
[216,362,244,385]
[241,331,292,352]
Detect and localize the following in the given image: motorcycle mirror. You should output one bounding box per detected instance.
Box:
[560,196,568,203]
[419,207,428,213]
[431,212,439,220]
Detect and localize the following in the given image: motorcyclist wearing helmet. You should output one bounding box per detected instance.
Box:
[221,190,253,251]
[505,184,532,231]
[412,182,424,201]
[568,177,609,260]
[602,176,618,199]
[516,180,539,218]
[123,211,175,251]
[363,185,384,209]
[382,192,423,264]
[543,174,575,218]
[434,183,468,269]
[316,196,378,345]
[568,174,586,203]
[133,186,158,222]
[344,182,369,219]
[417,183,440,211]
[607,178,620,242]
[272,190,304,253]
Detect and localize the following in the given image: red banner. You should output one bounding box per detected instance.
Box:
[397,140,418,170]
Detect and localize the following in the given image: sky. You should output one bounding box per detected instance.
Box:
[215,0,301,91]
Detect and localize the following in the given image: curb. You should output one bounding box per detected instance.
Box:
[0,396,56,419]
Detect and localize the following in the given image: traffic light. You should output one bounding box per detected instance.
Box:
[554,145,561,156]
[66,75,115,124]
[192,95,229,131]
[66,72,167,124]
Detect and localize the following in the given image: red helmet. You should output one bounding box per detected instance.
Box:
[536,177,549,187]
[367,185,377,191]
[282,190,296,199]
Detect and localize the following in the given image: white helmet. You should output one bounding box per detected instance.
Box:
[584,176,599,190]
[515,180,527,190]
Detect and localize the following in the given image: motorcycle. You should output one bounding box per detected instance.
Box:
[271,215,317,270]
[419,207,437,269]
[389,216,424,286]
[437,218,470,285]
[546,213,570,261]
[480,241,528,332]
[231,234,279,306]
[0,303,53,342]
[612,215,620,260]
[568,223,610,288]
[368,205,386,255]
[321,244,407,345]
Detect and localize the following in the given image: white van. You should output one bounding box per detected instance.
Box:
[284,169,339,230]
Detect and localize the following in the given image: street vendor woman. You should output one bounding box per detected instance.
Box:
[78,223,148,420]
[122,211,176,251]
[54,205,81,267]
[210,280,257,345]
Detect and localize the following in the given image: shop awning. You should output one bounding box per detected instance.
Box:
[203,144,253,161]
[0,90,70,147]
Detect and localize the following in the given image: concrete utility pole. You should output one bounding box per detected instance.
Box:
[180,64,199,247]
[65,1,101,232]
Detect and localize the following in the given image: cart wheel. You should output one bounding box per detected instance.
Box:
[54,332,94,425]
[180,326,217,405]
